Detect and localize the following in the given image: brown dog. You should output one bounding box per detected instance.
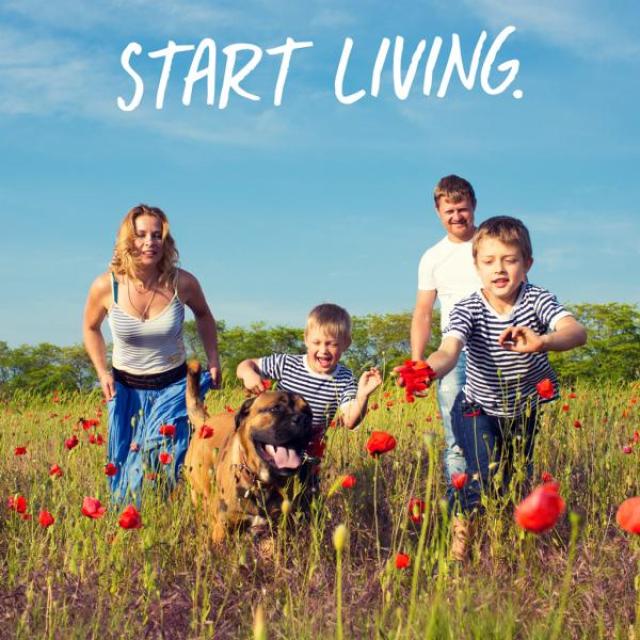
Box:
[184,362,313,543]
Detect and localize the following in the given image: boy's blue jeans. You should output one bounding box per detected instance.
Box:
[449,391,539,515]
[436,351,467,485]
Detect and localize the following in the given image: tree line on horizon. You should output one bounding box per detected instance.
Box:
[1,303,638,398]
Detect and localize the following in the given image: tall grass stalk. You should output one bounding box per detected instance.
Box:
[406,434,437,634]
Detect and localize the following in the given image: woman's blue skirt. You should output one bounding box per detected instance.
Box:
[107,371,211,505]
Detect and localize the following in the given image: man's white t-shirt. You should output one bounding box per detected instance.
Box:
[417,236,482,331]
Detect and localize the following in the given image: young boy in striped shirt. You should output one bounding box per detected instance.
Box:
[236,303,382,460]
[424,216,586,559]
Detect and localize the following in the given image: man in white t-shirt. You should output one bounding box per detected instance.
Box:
[410,175,481,490]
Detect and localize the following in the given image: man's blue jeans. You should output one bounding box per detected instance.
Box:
[450,391,539,514]
[437,351,467,485]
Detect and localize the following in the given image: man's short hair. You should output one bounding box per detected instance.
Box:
[472,216,533,264]
[305,303,352,346]
[433,175,477,209]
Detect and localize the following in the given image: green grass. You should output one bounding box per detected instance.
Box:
[1,380,639,639]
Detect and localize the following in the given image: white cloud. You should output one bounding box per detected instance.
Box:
[461,0,640,60]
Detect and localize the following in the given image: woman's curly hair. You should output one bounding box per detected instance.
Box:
[110,204,179,285]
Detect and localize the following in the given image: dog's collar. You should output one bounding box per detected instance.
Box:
[232,453,263,498]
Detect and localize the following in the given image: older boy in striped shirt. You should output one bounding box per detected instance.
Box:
[424,216,586,559]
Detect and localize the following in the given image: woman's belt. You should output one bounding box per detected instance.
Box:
[112,362,187,390]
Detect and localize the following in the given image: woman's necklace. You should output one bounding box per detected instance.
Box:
[127,277,158,322]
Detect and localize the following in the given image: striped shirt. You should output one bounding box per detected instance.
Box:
[108,275,186,375]
[444,283,571,417]
[258,354,357,433]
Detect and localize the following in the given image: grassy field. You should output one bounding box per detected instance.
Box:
[1,379,639,639]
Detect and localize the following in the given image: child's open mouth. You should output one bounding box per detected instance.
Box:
[493,278,509,288]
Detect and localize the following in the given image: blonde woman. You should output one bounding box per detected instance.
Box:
[83,204,220,504]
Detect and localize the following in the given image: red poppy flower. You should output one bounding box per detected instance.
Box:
[541,471,554,483]
[64,435,79,450]
[407,497,425,524]
[634,431,640,444]
[536,379,554,400]
[451,472,469,490]
[561,404,570,413]
[515,482,565,534]
[7,495,28,514]
[225,405,235,414]
[623,445,633,455]
[573,420,582,429]
[568,392,577,399]
[14,446,27,456]
[261,379,272,391]
[394,553,410,569]
[370,402,379,411]
[21,513,32,521]
[89,433,105,445]
[49,464,64,478]
[118,505,143,530]
[159,424,176,438]
[158,452,173,465]
[145,472,157,481]
[616,497,640,534]
[386,400,394,408]
[366,431,396,457]
[340,475,356,489]
[105,462,118,476]
[81,418,100,430]
[81,497,106,519]
[38,510,55,528]
[394,360,437,402]
[306,437,326,460]
[199,425,214,439]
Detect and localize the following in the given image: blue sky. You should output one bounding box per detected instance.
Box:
[1,0,639,347]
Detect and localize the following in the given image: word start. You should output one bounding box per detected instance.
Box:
[117,27,523,111]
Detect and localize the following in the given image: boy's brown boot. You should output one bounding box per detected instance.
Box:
[450,516,472,562]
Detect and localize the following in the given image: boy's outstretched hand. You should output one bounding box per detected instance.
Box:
[241,369,268,396]
[358,367,383,396]
[498,326,545,353]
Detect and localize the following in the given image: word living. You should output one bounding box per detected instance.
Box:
[117,27,523,111]
[336,26,523,103]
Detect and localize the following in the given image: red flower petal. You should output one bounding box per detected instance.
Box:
[14,446,27,456]
[451,472,469,490]
[515,482,565,534]
[366,431,396,457]
[118,505,143,530]
[340,475,356,489]
[198,425,214,439]
[394,552,410,569]
[38,510,55,527]
[407,497,425,524]
[159,424,176,438]
[64,435,79,450]
[81,497,106,519]
[535,379,555,400]
[159,452,173,465]
[49,464,64,478]
[616,497,640,534]
[105,462,118,477]
[7,495,28,514]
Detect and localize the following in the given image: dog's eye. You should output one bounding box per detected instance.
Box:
[266,406,283,415]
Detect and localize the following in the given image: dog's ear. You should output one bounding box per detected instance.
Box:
[234,397,256,431]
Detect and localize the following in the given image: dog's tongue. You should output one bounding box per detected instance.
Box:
[264,444,301,469]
